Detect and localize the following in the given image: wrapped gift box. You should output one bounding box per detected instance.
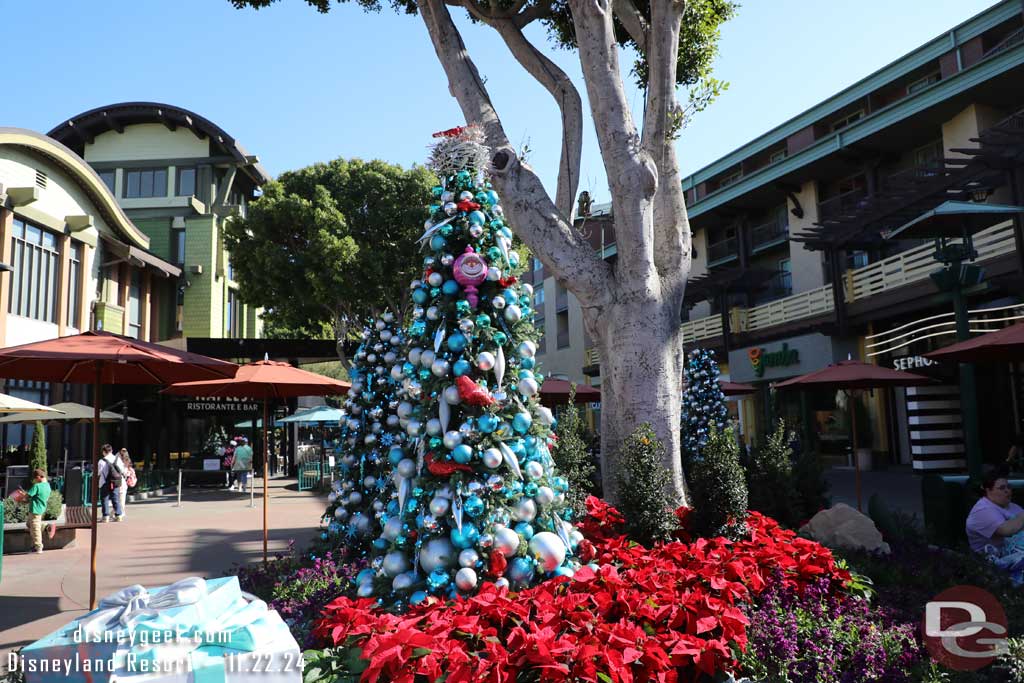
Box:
[20,576,301,683]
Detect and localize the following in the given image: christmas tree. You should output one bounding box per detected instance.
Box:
[682,348,729,465]
[324,312,406,557]
[358,127,583,607]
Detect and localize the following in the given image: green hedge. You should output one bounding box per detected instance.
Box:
[2,490,63,523]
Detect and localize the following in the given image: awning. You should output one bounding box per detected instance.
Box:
[103,237,182,278]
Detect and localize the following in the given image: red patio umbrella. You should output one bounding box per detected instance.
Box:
[720,380,757,396]
[924,321,1024,363]
[163,361,350,563]
[539,379,600,406]
[0,331,237,608]
[774,360,932,511]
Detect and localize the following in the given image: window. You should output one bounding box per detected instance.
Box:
[227,289,243,337]
[176,167,196,197]
[126,270,142,339]
[847,250,869,270]
[68,242,83,328]
[98,170,115,193]
[227,259,234,283]
[532,257,543,272]
[534,287,545,310]
[556,311,570,349]
[173,228,186,266]
[124,168,168,198]
[907,72,940,95]
[769,149,787,164]
[831,110,864,132]
[777,258,792,295]
[718,170,742,188]
[913,139,944,168]
[9,218,59,323]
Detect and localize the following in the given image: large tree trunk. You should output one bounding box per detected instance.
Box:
[586,278,687,507]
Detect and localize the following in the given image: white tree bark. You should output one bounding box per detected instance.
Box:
[417,0,691,506]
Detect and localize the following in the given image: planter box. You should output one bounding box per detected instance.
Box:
[3,505,76,553]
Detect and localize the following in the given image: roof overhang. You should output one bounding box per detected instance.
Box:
[102,236,181,278]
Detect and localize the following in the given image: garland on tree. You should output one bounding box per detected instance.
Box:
[682,347,729,464]
[357,126,584,609]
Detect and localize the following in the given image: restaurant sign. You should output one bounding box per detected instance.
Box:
[184,396,260,414]
[749,343,800,378]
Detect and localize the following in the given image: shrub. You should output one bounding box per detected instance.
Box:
[690,423,748,540]
[737,576,928,682]
[746,419,801,527]
[793,437,830,522]
[550,386,596,517]
[29,421,47,477]
[615,424,678,546]
[3,490,63,523]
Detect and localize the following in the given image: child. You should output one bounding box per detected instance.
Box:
[25,468,52,554]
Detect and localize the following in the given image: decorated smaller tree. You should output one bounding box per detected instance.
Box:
[682,348,729,466]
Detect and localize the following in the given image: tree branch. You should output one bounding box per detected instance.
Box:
[568,0,657,291]
[513,0,554,29]
[641,0,688,292]
[417,0,612,306]
[612,0,648,55]
[490,17,583,218]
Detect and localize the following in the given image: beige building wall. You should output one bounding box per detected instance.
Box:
[787,181,826,295]
[535,277,589,385]
[84,124,209,163]
[942,104,1005,159]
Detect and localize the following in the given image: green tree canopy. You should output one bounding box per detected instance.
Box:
[224,158,436,344]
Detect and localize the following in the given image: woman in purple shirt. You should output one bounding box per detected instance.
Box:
[966,466,1024,554]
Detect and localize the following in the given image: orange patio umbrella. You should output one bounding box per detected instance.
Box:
[0,331,237,608]
[163,360,350,563]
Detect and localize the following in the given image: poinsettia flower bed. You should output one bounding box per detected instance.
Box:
[309,497,850,683]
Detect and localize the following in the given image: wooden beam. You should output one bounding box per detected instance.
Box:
[101,112,124,135]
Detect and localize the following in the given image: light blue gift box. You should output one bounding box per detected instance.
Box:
[20,576,292,683]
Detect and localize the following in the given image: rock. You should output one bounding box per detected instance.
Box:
[799,503,891,554]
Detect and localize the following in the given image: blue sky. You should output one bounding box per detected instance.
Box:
[4,0,999,204]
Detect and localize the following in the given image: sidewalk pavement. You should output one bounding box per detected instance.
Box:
[825,465,924,519]
[0,476,327,658]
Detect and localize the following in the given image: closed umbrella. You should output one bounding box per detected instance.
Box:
[163,361,349,563]
[0,331,237,608]
[774,360,932,511]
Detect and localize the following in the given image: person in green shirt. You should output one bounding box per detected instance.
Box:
[232,438,254,493]
[25,468,52,553]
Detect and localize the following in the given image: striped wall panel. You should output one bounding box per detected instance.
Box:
[906,384,966,471]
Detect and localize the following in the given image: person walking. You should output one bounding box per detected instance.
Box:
[97,444,126,522]
[232,437,253,493]
[117,448,136,518]
[24,468,51,553]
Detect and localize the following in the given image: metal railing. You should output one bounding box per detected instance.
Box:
[678,219,1017,344]
[707,237,738,263]
[817,188,869,221]
[751,218,789,249]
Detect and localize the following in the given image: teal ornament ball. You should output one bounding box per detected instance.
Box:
[469,210,486,225]
[430,235,447,251]
[427,569,450,592]
[508,252,520,268]
[488,190,499,204]
[514,521,535,540]
[442,280,460,296]
[477,414,499,433]
[513,412,532,433]
[452,444,473,464]
[432,186,444,197]
[453,359,472,376]
[451,523,480,549]
[411,590,428,605]
[412,288,429,305]
[502,289,518,304]
[447,332,468,353]
[389,447,405,465]
[475,313,491,328]
[521,357,535,370]
[357,569,375,585]
[464,495,484,517]
[487,246,502,261]
[493,332,508,346]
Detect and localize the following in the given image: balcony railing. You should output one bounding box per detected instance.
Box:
[678,220,1017,345]
[750,218,789,250]
[707,237,738,264]
[817,188,869,222]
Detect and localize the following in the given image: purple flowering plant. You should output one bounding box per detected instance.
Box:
[736,576,929,682]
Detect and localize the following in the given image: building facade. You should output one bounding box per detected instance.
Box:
[48,102,268,342]
[537,0,1024,471]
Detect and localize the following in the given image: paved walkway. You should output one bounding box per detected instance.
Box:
[825,465,924,519]
[0,477,326,658]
